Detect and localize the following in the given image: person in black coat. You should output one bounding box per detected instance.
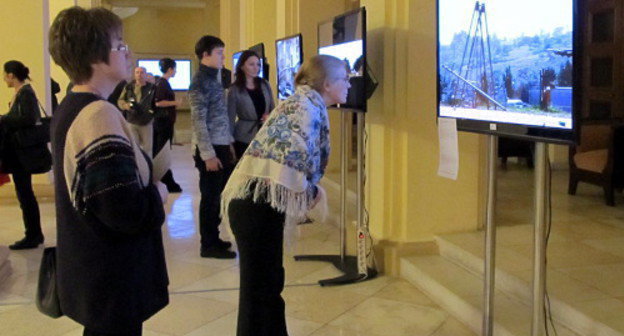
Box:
[0,60,45,250]
[49,7,169,335]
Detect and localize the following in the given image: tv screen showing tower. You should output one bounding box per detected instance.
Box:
[438,0,574,130]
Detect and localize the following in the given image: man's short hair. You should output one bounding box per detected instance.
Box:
[159,58,176,74]
[194,35,225,60]
[49,7,122,84]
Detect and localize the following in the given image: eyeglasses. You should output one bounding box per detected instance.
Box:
[111,43,130,52]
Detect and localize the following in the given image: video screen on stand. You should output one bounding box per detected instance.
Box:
[276,34,303,100]
[438,0,577,143]
[318,7,367,112]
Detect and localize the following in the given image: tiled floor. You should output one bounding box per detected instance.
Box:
[0,145,475,336]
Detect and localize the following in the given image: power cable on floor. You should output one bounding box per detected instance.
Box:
[543,156,558,336]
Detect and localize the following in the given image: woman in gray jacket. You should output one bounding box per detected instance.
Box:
[228,50,275,158]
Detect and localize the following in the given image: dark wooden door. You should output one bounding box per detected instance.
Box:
[583,0,624,120]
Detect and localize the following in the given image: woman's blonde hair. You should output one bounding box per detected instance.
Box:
[295,55,347,92]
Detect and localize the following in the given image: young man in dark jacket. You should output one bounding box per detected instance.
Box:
[189,35,237,259]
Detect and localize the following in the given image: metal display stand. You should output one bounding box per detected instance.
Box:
[531,142,549,336]
[294,110,377,286]
[481,139,550,336]
[482,135,497,336]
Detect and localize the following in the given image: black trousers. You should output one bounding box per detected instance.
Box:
[233,141,250,160]
[194,145,234,248]
[11,172,42,239]
[83,325,141,336]
[229,197,288,336]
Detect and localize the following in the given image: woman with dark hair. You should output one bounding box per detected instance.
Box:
[49,7,169,335]
[221,55,351,336]
[153,57,182,193]
[227,50,275,158]
[0,60,47,250]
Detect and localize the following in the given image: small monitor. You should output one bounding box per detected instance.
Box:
[275,34,303,100]
[136,59,191,91]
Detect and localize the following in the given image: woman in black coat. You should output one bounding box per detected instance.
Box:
[49,7,169,335]
[0,60,45,250]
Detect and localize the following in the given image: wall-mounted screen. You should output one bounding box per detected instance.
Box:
[438,0,579,143]
[276,34,303,100]
[137,59,191,91]
[233,50,264,79]
[318,7,367,112]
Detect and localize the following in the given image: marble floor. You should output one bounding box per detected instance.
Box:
[0,145,475,336]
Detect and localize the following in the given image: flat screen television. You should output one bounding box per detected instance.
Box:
[275,34,304,100]
[233,49,265,79]
[437,0,580,144]
[136,59,192,91]
[318,7,367,112]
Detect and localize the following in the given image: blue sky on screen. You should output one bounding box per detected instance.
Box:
[318,40,363,73]
[439,0,573,46]
[137,59,191,90]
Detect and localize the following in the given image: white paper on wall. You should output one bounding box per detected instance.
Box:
[438,117,459,180]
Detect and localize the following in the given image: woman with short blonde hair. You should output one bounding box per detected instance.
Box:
[294,54,349,92]
[222,54,351,336]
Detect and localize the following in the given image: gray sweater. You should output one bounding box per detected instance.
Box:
[227,80,275,144]
[189,65,234,160]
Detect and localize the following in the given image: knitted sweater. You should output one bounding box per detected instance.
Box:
[51,92,168,333]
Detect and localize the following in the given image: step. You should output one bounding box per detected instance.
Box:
[401,255,580,336]
[435,229,623,336]
[0,246,11,286]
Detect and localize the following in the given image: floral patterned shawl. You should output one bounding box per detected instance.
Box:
[221,85,330,222]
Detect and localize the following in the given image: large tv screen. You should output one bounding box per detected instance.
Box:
[137,59,191,91]
[318,7,367,112]
[233,50,264,79]
[438,0,579,143]
[276,34,303,100]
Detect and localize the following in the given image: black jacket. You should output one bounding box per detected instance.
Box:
[0,84,41,173]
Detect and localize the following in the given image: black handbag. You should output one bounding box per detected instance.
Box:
[12,101,52,174]
[12,101,51,148]
[36,247,63,318]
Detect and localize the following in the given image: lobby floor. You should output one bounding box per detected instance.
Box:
[0,145,474,336]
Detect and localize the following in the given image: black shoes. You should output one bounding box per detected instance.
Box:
[215,239,232,250]
[9,235,44,250]
[200,246,237,259]
[201,239,236,259]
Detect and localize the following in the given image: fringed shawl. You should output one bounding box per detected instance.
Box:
[221,85,330,223]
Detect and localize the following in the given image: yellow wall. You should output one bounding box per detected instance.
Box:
[0,2,46,111]
[122,6,219,57]
[361,0,483,242]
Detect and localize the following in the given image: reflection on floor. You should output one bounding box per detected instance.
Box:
[0,145,474,336]
[403,162,624,335]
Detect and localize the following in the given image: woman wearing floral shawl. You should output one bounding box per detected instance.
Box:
[221,54,351,336]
